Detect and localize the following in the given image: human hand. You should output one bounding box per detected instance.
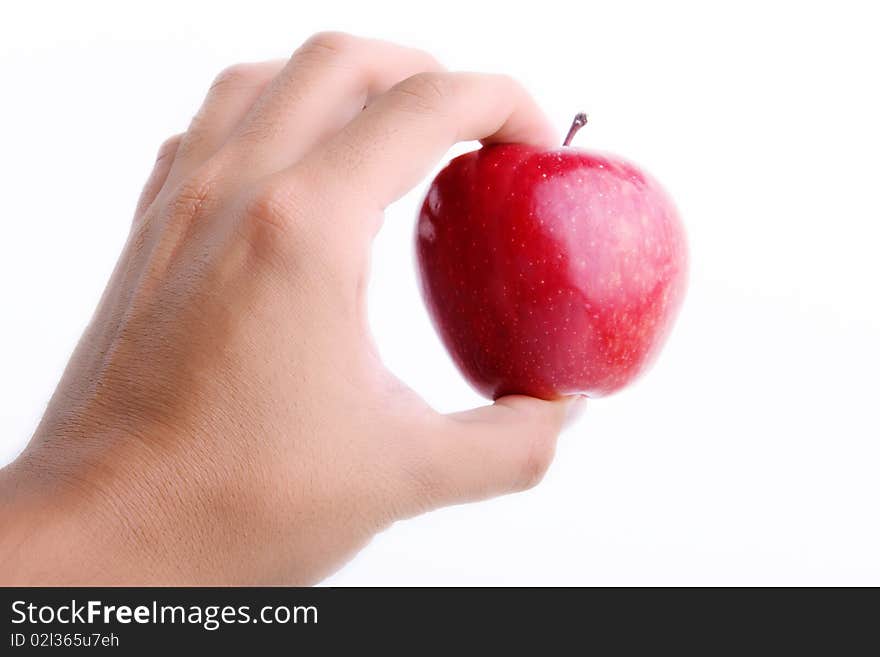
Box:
[0,33,583,585]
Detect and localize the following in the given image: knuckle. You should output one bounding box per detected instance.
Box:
[498,73,530,105]
[166,171,221,224]
[492,73,530,108]
[244,179,298,230]
[239,177,315,258]
[209,63,260,94]
[294,31,358,62]
[492,72,522,93]
[411,48,443,73]
[155,133,183,163]
[391,72,455,114]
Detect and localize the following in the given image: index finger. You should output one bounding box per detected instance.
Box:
[298,72,557,214]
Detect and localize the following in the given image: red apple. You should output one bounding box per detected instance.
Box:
[415,114,688,400]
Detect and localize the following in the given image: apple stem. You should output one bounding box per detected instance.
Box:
[563,113,588,147]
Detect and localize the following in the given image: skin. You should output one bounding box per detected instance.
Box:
[0,33,584,585]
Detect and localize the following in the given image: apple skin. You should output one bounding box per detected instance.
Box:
[415,144,688,400]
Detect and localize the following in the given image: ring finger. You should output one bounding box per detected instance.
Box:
[163,59,287,191]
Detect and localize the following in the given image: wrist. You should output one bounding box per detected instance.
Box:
[3,417,281,585]
[0,435,165,585]
[0,458,107,584]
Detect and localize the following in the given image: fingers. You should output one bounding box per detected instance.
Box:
[133,133,183,219]
[402,395,584,511]
[298,71,557,218]
[223,32,443,178]
[164,60,286,189]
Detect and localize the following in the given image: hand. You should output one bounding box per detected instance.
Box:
[0,33,583,585]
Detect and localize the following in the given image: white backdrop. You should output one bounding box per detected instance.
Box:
[1,0,878,585]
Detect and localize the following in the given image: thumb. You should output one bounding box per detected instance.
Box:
[410,395,586,509]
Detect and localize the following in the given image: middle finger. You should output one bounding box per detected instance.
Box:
[219,32,443,179]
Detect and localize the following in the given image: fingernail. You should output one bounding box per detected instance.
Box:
[563,395,588,430]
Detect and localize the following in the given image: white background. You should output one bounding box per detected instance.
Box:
[2,0,878,585]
